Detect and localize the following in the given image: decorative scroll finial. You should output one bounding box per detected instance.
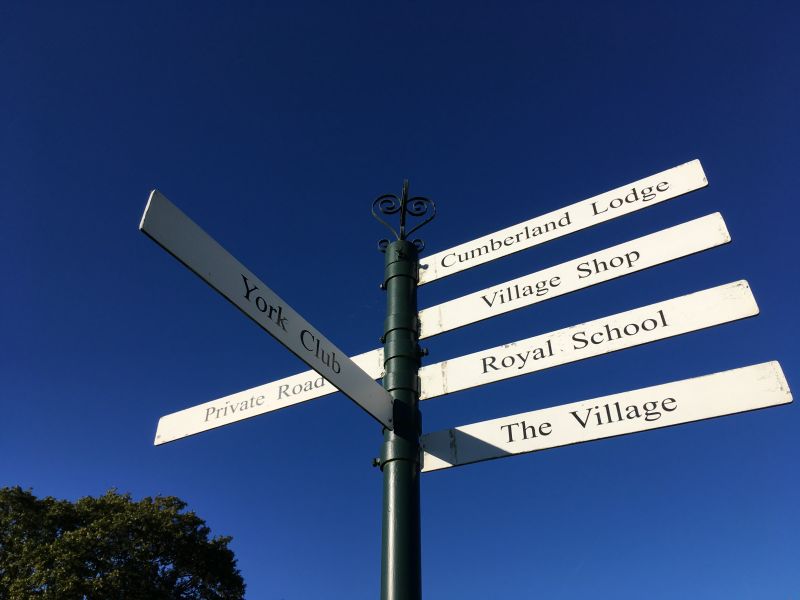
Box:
[372,180,436,252]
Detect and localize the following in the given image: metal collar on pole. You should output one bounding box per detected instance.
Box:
[373,181,435,600]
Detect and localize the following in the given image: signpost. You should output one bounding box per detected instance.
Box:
[421,362,792,472]
[153,212,730,442]
[140,190,394,430]
[139,161,792,600]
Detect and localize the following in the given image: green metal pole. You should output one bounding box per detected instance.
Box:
[379,238,422,600]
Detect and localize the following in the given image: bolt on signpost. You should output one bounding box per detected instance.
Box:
[372,181,435,600]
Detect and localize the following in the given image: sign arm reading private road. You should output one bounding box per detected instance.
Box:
[140,190,394,431]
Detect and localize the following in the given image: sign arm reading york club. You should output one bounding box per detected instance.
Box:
[139,190,394,431]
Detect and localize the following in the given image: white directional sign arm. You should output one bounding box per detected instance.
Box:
[421,362,792,472]
[154,348,384,445]
[418,213,730,338]
[140,190,394,430]
[418,159,708,285]
[418,281,759,399]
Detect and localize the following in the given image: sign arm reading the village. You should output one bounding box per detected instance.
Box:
[140,190,394,432]
[420,362,792,472]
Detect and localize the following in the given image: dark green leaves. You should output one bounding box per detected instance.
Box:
[0,488,245,599]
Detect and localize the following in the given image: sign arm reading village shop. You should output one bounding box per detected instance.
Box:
[140,190,394,430]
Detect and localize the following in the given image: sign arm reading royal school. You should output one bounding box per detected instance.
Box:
[140,159,792,599]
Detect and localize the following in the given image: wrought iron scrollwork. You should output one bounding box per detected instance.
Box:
[372,180,436,251]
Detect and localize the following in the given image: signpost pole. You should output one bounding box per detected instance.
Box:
[373,182,434,600]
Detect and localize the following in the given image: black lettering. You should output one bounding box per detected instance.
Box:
[520,420,551,439]
[534,280,550,296]
[605,323,622,341]
[481,291,499,308]
[625,405,641,419]
[521,421,538,439]
[241,275,259,300]
[300,330,314,351]
[622,323,639,336]
[570,408,593,428]
[572,332,588,349]
[482,356,499,372]
[591,201,608,216]
[641,318,658,331]
[593,257,609,273]
[501,423,520,443]
[662,397,677,412]
[643,400,661,421]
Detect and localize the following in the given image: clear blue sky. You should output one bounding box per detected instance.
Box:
[2,1,798,598]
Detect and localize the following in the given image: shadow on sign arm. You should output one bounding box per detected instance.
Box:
[422,427,513,472]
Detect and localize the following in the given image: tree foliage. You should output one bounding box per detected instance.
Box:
[0,487,245,599]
